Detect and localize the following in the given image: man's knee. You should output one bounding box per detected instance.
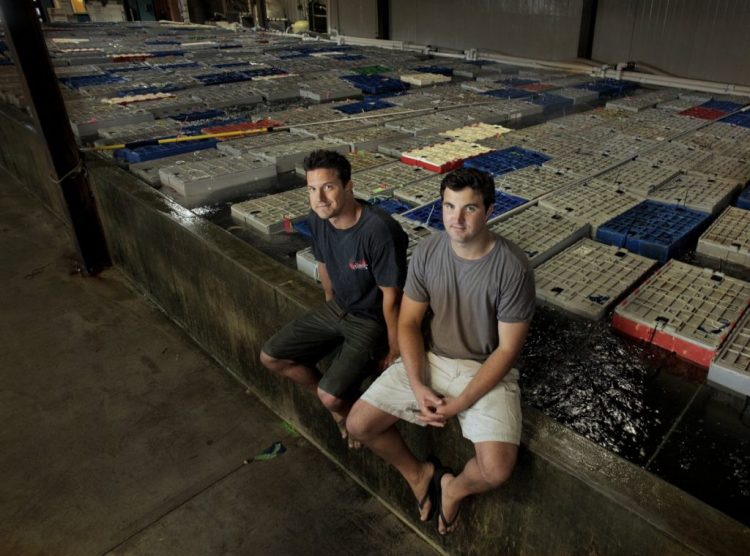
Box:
[346,401,378,441]
[477,444,518,488]
[317,387,347,412]
[260,350,285,372]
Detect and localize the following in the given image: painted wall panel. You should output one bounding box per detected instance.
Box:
[593,0,750,86]
[330,0,378,39]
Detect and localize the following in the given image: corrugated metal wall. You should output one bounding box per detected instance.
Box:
[328,0,378,39]
[390,0,584,59]
[592,0,750,86]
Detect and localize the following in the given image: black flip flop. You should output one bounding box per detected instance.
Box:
[433,464,460,535]
[417,455,441,522]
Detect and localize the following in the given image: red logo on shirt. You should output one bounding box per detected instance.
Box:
[348,259,369,270]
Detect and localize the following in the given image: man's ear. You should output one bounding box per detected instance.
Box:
[485,204,495,219]
[345,180,354,192]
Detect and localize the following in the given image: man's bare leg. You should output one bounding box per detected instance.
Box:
[347,400,437,521]
[317,387,362,449]
[438,441,518,534]
[259,351,320,393]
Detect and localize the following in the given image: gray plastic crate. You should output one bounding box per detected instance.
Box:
[231,187,310,234]
[689,154,750,184]
[291,119,375,139]
[697,206,750,268]
[649,173,740,214]
[216,131,302,156]
[378,135,449,158]
[490,205,590,268]
[324,126,409,152]
[158,154,277,206]
[535,238,657,319]
[352,162,432,200]
[613,260,750,366]
[598,134,660,158]
[547,112,604,131]
[255,139,350,173]
[543,151,619,178]
[708,310,750,396]
[294,150,396,177]
[656,98,699,112]
[129,149,228,186]
[493,165,579,201]
[637,141,711,170]
[392,214,436,260]
[393,173,443,205]
[539,180,642,234]
[385,112,466,136]
[596,160,680,197]
[606,90,678,112]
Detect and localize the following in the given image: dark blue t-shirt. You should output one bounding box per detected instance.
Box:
[309,203,408,322]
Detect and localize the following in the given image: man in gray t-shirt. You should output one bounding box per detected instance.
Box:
[347,168,535,535]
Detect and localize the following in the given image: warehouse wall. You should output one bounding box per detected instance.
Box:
[592,0,750,86]
[330,0,586,59]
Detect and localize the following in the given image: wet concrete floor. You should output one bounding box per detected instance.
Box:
[0,171,438,555]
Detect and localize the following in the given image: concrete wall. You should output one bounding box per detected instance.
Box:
[592,0,750,86]
[80,155,749,555]
[0,108,68,225]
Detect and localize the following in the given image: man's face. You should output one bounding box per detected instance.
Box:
[306,168,352,220]
[442,187,492,244]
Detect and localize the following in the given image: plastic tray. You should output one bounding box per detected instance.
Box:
[708,310,750,396]
[114,139,218,164]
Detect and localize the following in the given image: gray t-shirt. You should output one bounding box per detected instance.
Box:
[405,232,535,361]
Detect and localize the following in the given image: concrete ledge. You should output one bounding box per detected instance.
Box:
[82,156,749,555]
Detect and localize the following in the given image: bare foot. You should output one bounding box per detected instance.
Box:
[331,411,361,449]
[408,460,436,522]
[438,472,461,535]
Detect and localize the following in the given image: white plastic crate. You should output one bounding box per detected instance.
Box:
[543,151,619,178]
[399,72,452,87]
[385,112,466,136]
[598,134,660,158]
[490,205,590,268]
[613,260,750,367]
[637,141,711,170]
[392,214,436,260]
[217,131,303,156]
[401,140,492,173]
[539,180,642,234]
[439,122,512,142]
[291,119,375,139]
[606,90,678,112]
[323,126,408,152]
[231,187,310,234]
[296,246,320,282]
[649,173,740,214]
[596,160,680,197]
[708,310,750,396]
[689,154,750,184]
[535,238,657,319]
[493,165,579,201]
[697,206,750,268]
[378,135,449,158]
[129,149,227,186]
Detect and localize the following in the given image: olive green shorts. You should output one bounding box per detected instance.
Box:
[262,300,386,399]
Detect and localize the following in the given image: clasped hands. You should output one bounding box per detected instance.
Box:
[412,383,461,427]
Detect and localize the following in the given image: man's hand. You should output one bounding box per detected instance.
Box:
[432,395,463,422]
[411,383,447,427]
[378,345,400,372]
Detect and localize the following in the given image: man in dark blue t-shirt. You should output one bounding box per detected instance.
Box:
[260,150,408,448]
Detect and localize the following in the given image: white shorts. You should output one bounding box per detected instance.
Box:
[361,352,522,445]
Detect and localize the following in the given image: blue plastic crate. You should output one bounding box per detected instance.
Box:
[464,147,550,176]
[335,99,395,114]
[719,112,750,128]
[482,88,535,100]
[370,198,413,215]
[153,61,199,70]
[402,191,526,230]
[293,220,313,238]
[195,71,252,86]
[212,61,252,68]
[145,39,180,45]
[415,66,453,77]
[147,50,185,57]
[59,74,125,89]
[170,109,227,123]
[114,139,219,164]
[335,54,366,61]
[530,93,574,110]
[738,186,750,210]
[341,75,409,95]
[498,77,538,86]
[595,200,712,262]
[245,67,287,78]
[701,99,747,113]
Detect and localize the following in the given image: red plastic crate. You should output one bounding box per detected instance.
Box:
[678,106,727,120]
[400,154,463,173]
[517,82,558,93]
[612,312,716,368]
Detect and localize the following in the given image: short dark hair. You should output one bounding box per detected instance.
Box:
[303,149,351,185]
[440,168,495,210]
